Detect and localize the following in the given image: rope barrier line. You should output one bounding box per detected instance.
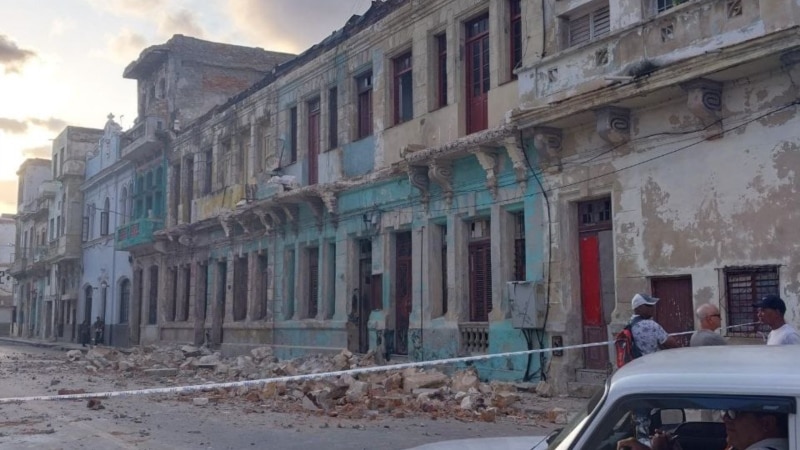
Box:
[0,322,761,404]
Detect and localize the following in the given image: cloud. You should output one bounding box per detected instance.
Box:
[0,117,67,134]
[50,18,76,37]
[0,180,18,213]
[107,29,149,64]
[86,0,162,18]
[0,34,36,74]
[225,0,374,53]
[22,145,51,159]
[0,118,27,134]
[28,117,67,132]
[159,9,205,38]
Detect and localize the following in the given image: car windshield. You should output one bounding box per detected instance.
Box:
[547,384,606,449]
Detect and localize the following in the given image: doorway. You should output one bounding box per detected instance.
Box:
[465,14,490,134]
[394,232,412,355]
[578,198,614,370]
[651,276,694,347]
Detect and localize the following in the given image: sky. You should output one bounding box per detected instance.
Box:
[0,0,374,215]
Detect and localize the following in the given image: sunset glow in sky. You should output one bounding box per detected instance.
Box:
[0,0,373,214]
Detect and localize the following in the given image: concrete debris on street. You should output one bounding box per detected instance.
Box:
[63,344,580,424]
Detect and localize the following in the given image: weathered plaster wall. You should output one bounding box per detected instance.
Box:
[542,64,800,390]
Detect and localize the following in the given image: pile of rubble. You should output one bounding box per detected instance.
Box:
[64,345,569,424]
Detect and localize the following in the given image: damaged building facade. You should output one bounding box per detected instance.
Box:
[126,0,549,381]
[10,0,800,392]
[80,115,134,346]
[114,35,295,346]
[512,0,800,392]
[10,126,104,341]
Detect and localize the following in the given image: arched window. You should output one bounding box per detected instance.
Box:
[119,278,131,323]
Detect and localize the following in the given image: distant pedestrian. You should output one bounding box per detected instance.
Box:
[92,316,105,345]
[753,295,800,345]
[690,304,726,347]
[79,319,91,347]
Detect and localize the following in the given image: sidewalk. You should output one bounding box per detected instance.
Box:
[0,336,90,353]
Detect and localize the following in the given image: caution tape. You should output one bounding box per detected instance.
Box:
[0,322,761,404]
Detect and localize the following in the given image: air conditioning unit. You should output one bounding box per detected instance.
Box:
[507,280,546,329]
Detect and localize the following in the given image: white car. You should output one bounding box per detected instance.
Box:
[409,345,800,450]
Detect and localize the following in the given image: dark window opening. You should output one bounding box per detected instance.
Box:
[308,247,319,318]
[393,52,413,124]
[328,87,338,149]
[509,0,522,78]
[513,212,526,281]
[356,72,373,139]
[233,256,248,322]
[436,33,448,108]
[289,106,298,163]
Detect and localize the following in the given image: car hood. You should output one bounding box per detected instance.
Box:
[405,435,549,450]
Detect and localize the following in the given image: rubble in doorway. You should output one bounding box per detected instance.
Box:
[65,345,576,424]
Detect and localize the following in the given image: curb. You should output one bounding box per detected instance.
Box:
[0,337,85,352]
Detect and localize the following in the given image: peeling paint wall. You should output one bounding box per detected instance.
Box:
[541,60,800,392]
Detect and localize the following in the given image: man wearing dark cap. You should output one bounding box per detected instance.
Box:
[753,295,800,345]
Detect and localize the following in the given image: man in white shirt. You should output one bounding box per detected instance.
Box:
[753,295,800,345]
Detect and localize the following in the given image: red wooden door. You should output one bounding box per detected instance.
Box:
[652,276,693,347]
[469,240,493,322]
[395,232,412,355]
[579,235,609,369]
[307,99,320,185]
[465,15,489,134]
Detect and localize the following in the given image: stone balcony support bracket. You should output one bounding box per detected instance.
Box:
[303,196,326,230]
[254,208,273,235]
[682,78,723,140]
[428,160,454,207]
[472,147,500,200]
[319,190,339,227]
[408,165,431,207]
[218,213,234,238]
[532,127,563,171]
[503,136,529,192]
[280,204,299,234]
[595,106,631,146]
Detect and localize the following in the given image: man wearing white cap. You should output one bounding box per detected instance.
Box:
[628,293,680,447]
[629,293,680,356]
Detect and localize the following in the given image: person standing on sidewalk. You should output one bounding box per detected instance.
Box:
[92,316,104,346]
[627,293,680,447]
[690,304,726,347]
[79,318,91,347]
[753,295,800,345]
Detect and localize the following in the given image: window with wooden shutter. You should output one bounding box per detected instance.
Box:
[568,4,611,47]
[468,219,492,322]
